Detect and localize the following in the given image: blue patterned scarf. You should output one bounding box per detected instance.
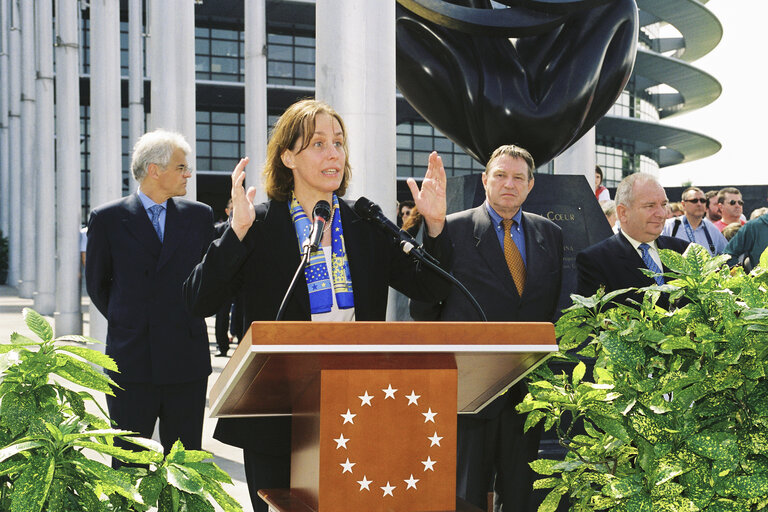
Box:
[289,193,354,314]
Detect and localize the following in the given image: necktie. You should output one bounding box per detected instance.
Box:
[639,243,664,285]
[148,204,164,242]
[502,219,526,296]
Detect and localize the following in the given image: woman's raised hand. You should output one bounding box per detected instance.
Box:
[407,151,447,237]
[231,157,258,241]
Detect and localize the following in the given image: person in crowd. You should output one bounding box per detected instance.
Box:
[705,190,721,224]
[661,186,727,256]
[214,198,235,357]
[397,199,415,227]
[668,202,684,218]
[594,165,610,202]
[401,204,424,237]
[724,208,768,270]
[722,222,743,242]
[714,187,745,232]
[576,173,688,309]
[750,207,768,220]
[183,99,453,512]
[86,130,217,466]
[600,200,619,233]
[411,144,563,512]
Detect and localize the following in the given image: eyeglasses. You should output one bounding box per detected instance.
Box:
[684,198,706,204]
[726,200,744,206]
[175,165,194,176]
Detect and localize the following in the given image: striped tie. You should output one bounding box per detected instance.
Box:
[502,219,526,295]
[639,243,664,285]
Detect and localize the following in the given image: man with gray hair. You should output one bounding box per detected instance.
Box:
[576,173,688,309]
[86,129,216,466]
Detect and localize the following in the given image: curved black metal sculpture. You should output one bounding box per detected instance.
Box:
[396,0,639,167]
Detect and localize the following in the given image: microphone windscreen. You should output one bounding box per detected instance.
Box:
[313,200,332,222]
[353,197,378,220]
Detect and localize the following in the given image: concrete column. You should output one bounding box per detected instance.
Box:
[54,0,83,335]
[148,0,196,199]
[553,127,596,190]
[0,0,10,238]
[127,0,144,195]
[7,0,20,288]
[244,0,267,203]
[316,0,397,319]
[34,0,55,314]
[19,0,37,298]
[315,0,397,218]
[88,0,121,341]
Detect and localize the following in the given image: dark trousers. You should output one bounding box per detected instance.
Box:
[243,450,291,512]
[106,377,208,468]
[215,301,232,354]
[456,385,542,512]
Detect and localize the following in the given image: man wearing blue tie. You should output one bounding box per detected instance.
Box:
[86,130,216,466]
[576,173,689,309]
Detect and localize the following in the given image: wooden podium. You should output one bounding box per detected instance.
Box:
[209,322,557,512]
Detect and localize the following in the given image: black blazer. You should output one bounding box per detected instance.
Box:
[576,233,689,309]
[85,193,216,385]
[412,206,563,323]
[183,198,454,452]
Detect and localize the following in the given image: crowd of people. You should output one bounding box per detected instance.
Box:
[84,98,768,512]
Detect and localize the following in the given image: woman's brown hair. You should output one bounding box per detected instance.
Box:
[263,99,352,201]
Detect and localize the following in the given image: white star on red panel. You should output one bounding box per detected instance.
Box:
[382,384,397,399]
[381,481,396,497]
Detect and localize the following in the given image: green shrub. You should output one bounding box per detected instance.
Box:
[0,308,243,512]
[520,244,768,511]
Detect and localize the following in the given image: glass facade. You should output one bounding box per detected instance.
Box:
[396,122,485,178]
[196,111,246,173]
[267,32,316,86]
[195,27,245,82]
[596,136,660,187]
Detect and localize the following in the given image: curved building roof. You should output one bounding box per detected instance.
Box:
[633,47,721,118]
[636,0,722,62]
[596,115,721,168]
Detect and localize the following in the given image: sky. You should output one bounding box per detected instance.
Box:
[658,2,768,188]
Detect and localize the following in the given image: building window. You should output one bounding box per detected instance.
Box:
[396,122,485,178]
[196,111,246,173]
[596,136,660,186]
[267,32,316,86]
[195,27,245,82]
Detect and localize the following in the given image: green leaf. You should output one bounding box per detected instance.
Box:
[537,487,564,512]
[56,345,118,372]
[74,440,165,465]
[687,432,739,461]
[139,474,166,506]
[572,361,586,387]
[74,458,144,503]
[8,332,42,346]
[529,459,561,476]
[719,474,768,499]
[52,354,117,394]
[54,334,104,345]
[184,462,232,485]
[46,478,67,512]
[166,464,205,495]
[197,476,243,512]
[0,391,36,436]
[22,308,53,343]
[523,410,546,433]
[0,440,45,463]
[590,414,632,444]
[9,454,54,512]
[183,493,216,512]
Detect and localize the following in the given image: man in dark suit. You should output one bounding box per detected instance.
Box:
[214,199,235,357]
[412,145,563,511]
[86,129,216,464]
[577,173,689,308]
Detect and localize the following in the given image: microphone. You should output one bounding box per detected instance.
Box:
[306,200,332,251]
[354,197,423,256]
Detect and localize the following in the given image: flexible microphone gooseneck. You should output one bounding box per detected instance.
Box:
[354,197,487,321]
[276,200,332,321]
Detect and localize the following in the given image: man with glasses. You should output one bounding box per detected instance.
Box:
[714,187,746,232]
[662,186,727,255]
[86,129,216,467]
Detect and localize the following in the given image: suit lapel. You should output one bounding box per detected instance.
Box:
[122,193,162,259]
[471,206,518,295]
[266,201,311,318]
[614,233,655,285]
[157,199,190,271]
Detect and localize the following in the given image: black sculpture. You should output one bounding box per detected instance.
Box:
[396,0,639,167]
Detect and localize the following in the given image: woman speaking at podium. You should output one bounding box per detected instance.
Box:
[184,99,453,511]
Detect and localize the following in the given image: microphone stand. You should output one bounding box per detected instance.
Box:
[275,241,313,321]
[396,238,488,322]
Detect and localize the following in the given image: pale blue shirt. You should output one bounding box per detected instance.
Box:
[137,189,168,240]
[661,216,727,255]
[485,201,527,267]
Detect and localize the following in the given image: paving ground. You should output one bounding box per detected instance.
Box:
[0,285,254,511]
